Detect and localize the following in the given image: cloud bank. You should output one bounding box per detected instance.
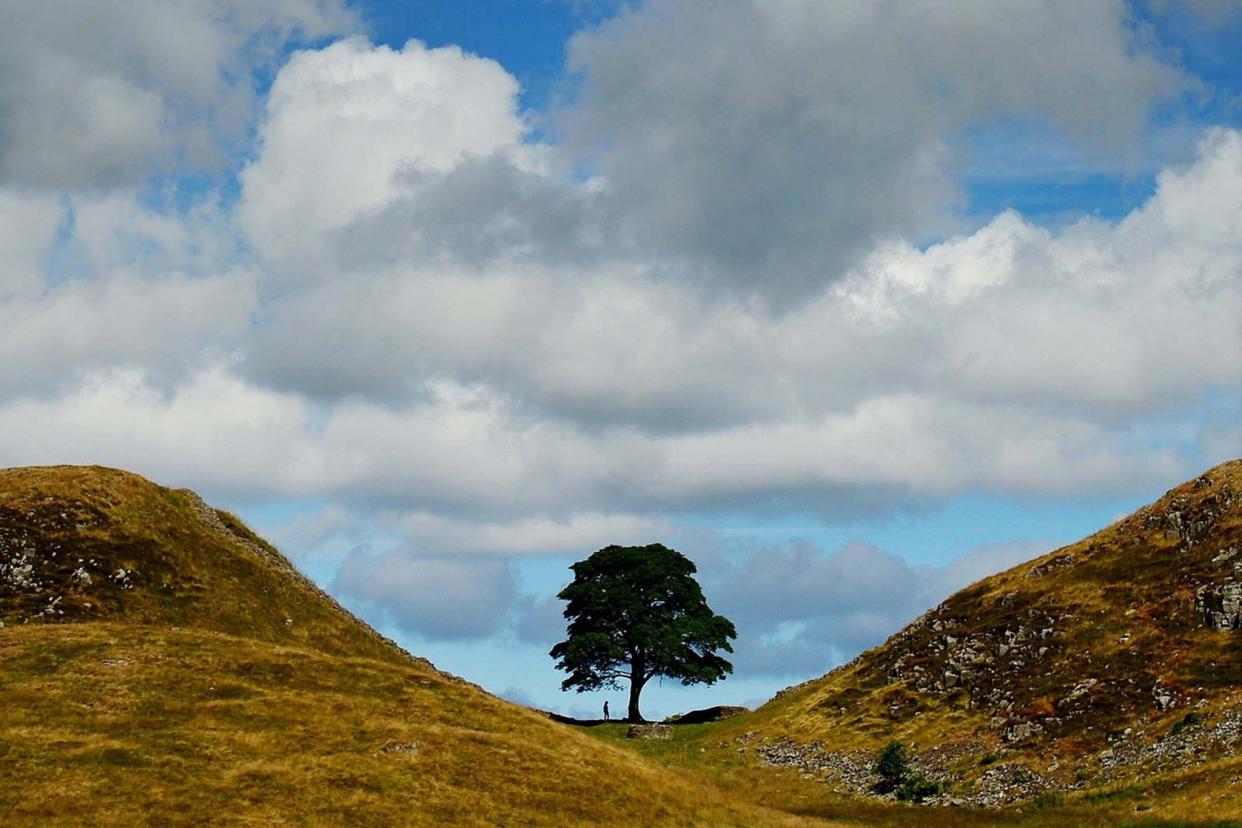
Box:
[0,0,1239,678]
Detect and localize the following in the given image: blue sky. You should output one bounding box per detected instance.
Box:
[2,0,1242,720]
[363,1,604,111]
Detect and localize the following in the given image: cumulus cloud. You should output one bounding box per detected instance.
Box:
[0,187,254,396]
[1,127,1237,533]
[239,36,534,279]
[333,547,518,639]
[391,511,672,556]
[0,0,355,188]
[0,366,327,500]
[230,27,1241,486]
[710,538,1049,677]
[0,190,63,297]
[0,4,1238,669]
[563,0,1183,303]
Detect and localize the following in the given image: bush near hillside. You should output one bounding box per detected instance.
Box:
[874,740,943,803]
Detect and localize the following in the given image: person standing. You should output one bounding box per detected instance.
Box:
[603,701,610,721]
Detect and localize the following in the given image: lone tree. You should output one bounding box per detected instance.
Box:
[873,740,910,794]
[549,543,737,723]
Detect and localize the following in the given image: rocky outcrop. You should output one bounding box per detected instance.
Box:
[1195,554,1242,630]
[752,461,1242,808]
[668,705,749,724]
[752,736,1046,807]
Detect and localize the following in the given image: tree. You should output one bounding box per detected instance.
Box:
[873,740,910,794]
[549,543,737,723]
[873,740,942,802]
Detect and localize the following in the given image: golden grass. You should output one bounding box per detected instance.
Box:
[730,461,1242,751]
[0,465,408,664]
[7,462,1242,825]
[0,623,807,826]
[0,466,813,826]
[573,718,1242,827]
[554,459,1242,825]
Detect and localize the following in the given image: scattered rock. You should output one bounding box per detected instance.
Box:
[1196,580,1242,630]
[667,705,749,724]
[1005,722,1039,742]
[1029,554,1075,578]
[1212,546,1239,564]
[381,740,420,756]
[627,724,674,740]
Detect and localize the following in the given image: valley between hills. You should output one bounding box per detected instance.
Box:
[5,463,1242,826]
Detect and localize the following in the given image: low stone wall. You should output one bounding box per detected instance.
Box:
[627,724,674,740]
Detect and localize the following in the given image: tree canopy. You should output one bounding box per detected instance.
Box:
[549,543,736,722]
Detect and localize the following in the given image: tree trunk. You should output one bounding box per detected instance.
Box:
[627,675,646,722]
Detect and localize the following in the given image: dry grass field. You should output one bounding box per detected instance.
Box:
[0,466,803,826]
[576,718,1242,827]
[0,622,806,826]
[563,461,1242,825]
[6,463,1242,825]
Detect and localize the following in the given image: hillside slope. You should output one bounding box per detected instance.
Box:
[0,466,411,664]
[0,466,799,826]
[734,459,1242,810]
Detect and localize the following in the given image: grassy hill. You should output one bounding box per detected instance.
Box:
[9,462,1242,825]
[690,459,1242,818]
[0,466,801,826]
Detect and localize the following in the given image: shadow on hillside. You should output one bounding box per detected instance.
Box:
[541,712,615,728]
[540,705,750,728]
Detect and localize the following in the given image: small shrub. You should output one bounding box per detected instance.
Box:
[1033,791,1065,808]
[1081,785,1143,803]
[896,776,942,803]
[873,740,910,794]
[979,751,1002,766]
[1170,711,1205,736]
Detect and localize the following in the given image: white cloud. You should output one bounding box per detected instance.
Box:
[0,190,63,297]
[0,0,356,188]
[0,12,1235,570]
[333,547,518,639]
[229,28,1241,469]
[0,365,328,500]
[562,0,1183,303]
[0,272,252,396]
[239,36,530,279]
[67,190,244,280]
[709,538,1049,677]
[0,187,254,395]
[392,511,672,556]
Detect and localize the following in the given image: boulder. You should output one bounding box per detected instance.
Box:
[627,724,674,741]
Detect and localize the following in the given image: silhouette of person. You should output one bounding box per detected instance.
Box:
[603,701,610,721]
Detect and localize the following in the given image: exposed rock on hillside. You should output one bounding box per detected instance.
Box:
[0,465,782,826]
[0,465,411,664]
[749,459,1242,803]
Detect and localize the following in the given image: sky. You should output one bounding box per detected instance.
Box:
[1,0,1242,719]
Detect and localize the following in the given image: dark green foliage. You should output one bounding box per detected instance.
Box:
[873,740,910,793]
[549,544,736,722]
[873,740,943,801]
[1033,791,1065,808]
[895,776,942,803]
[1171,711,1205,736]
[1081,785,1145,803]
